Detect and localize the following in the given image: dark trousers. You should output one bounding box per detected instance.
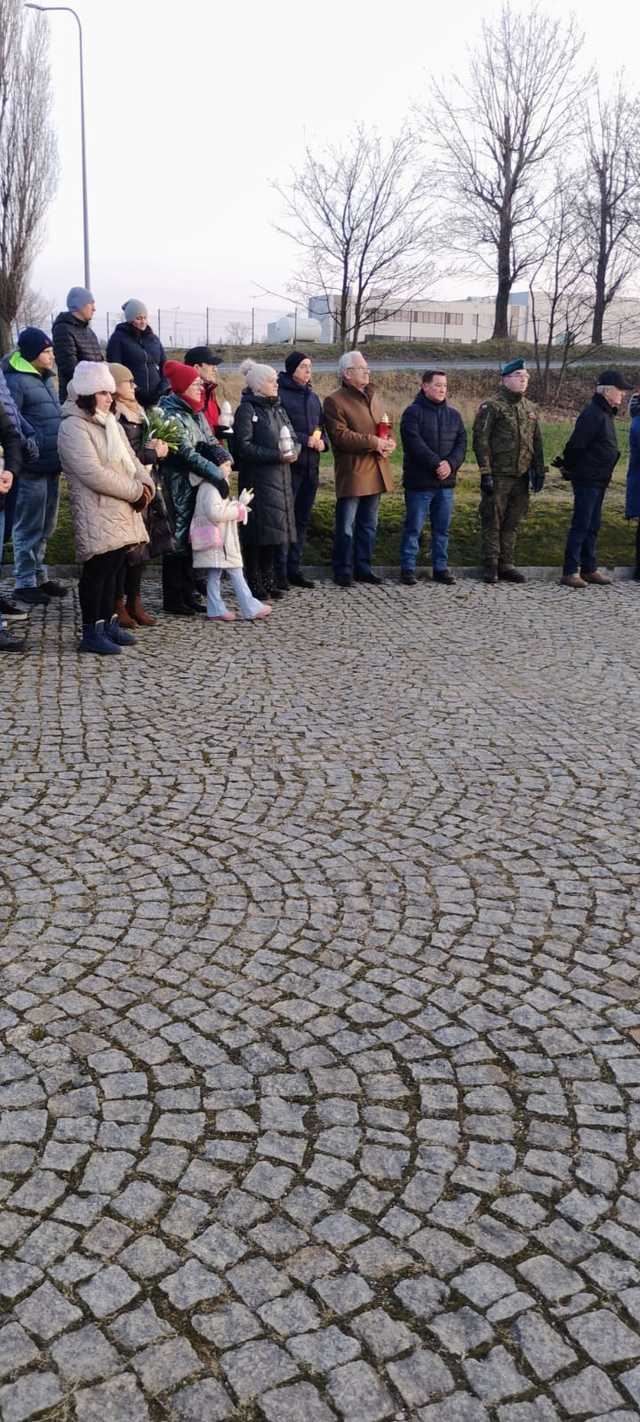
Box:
[288,466,319,574]
[274,466,319,577]
[563,483,607,576]
[243,543,277,594]
[636,520,640,573]
[78,548,126,624]
[162,551,199,609]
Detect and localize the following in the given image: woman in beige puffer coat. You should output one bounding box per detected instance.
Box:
[58,361,154,656]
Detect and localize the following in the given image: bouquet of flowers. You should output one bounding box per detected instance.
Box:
[147,407,181,452]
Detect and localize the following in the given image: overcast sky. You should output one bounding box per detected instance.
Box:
[31,0,638,334]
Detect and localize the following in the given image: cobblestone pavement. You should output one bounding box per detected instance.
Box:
[2,574,640,1422]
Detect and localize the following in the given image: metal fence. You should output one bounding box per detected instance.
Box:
[92,307,288,349]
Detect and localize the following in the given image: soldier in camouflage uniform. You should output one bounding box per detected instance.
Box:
[473,359,545,584]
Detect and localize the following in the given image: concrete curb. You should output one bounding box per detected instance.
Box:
[2,565,638,584]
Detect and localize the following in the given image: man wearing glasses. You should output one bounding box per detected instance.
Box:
[323,351,395,587]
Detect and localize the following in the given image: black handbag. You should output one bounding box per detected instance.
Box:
[146,486,175,558]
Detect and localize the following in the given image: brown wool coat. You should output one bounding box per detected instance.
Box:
[323,382,394,499]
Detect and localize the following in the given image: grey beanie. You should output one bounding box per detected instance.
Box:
[67,286,94,311]
[122,298,148,322]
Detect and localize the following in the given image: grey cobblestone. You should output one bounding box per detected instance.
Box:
[3,576,640,1418]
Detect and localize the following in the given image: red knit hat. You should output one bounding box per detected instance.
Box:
[165,360,200,396]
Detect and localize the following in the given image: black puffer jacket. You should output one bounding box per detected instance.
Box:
[106,323,166,407]
[562,393,621,487]
[234,390,297,546]
[401,390,467,491]
[52,311,103,402]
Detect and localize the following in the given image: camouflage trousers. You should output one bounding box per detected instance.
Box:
[480,473,530,568]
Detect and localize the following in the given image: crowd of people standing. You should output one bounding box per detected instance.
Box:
[1,284,640,654]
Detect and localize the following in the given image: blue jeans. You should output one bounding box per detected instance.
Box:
[563,483,606,576]
[333,494,381,578]
[400,487,454,572]
[206,566,265,619]
[13,475,60,589]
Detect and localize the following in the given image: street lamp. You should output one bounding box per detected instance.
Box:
[25,4,91,290]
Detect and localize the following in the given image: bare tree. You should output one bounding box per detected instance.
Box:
[0,0,58,353]
[576,80,640,344]
[419,3,587,339]
[274,127,435,348]
[16,285,52,331]
[225,321,250,345]
[527,176,592,402]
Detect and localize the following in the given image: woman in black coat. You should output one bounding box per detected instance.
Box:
[233,363,298,600]
[106,301,166,409]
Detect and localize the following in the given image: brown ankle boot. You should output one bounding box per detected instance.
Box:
[115,597,137,629]
[127,594,156,627]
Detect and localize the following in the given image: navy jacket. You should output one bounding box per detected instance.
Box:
[3,355,61,477]
[401,391,467,491]
[277,372,325,480]
[562,394,620,487]
[52,311,103,402]
[106,323,166,408]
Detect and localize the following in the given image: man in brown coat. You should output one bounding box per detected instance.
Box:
[323,351,395,586]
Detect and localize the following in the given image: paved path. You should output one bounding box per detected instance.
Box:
[2,575,640,1422]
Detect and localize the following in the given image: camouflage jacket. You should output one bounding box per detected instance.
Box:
[472,387,544,479]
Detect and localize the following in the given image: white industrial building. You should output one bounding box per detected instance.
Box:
[306,290,640,347]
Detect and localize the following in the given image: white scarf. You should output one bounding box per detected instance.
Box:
[94,410,137,476]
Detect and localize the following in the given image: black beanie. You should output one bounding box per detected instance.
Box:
[18,327,53,362]
[284,350,309,377]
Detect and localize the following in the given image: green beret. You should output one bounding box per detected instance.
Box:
[501,358,526,376]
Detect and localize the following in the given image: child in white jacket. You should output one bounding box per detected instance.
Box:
[189,478,271,622]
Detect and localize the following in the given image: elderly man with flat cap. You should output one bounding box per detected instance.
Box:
[560,368,633,588]
[473,358,545,584]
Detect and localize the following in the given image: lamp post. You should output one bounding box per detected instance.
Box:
[25,4,90,290]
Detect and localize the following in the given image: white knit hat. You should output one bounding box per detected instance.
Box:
[73,360,115,396]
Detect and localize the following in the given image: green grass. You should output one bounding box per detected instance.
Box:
[11,419,636,571]
[179,338,640,367]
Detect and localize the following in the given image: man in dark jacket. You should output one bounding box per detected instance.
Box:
[399,371,466,586]
[4,328,64,606]
[107,300,166,408]
[0,404,24,651]
[184,347,224,435]
[560,369,633,588]
[52,286,103,402]
[275,351,325,589]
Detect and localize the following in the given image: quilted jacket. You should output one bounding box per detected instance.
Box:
[57,396,152,561]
